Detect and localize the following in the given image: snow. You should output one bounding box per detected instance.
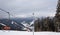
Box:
[35,32,60,35]
[0,30,32,35]
[0,23,6,26]
[0,30,60,35]
[21,20,34,31]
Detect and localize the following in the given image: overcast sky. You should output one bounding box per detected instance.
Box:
[0,0,58,18]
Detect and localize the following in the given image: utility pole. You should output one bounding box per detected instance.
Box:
[32,12,34,35]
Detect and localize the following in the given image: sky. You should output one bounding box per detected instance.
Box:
[0,0,58,18]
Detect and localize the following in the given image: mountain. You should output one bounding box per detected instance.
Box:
[0,17,34,31]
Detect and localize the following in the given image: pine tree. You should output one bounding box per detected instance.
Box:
[54,0,60,32]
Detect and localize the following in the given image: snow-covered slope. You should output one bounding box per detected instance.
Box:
[35,32,60,35]
[0,30,32,35]
[21,20,34,31]
[0,30,60,35]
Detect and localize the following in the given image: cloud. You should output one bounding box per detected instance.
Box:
[0,0,58,18]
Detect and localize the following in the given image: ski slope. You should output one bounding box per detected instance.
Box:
[35,32,60,35]
[0,30,60,35]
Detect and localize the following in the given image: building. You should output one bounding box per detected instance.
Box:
[2,26,11,30]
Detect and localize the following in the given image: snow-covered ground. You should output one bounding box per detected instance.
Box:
[35,32,60,35]
[0,30,32,35]
[0,30,60,35]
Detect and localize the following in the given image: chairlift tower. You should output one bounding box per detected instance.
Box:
[0,8,10,20]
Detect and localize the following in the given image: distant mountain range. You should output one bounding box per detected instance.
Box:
[0,17,34,31]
